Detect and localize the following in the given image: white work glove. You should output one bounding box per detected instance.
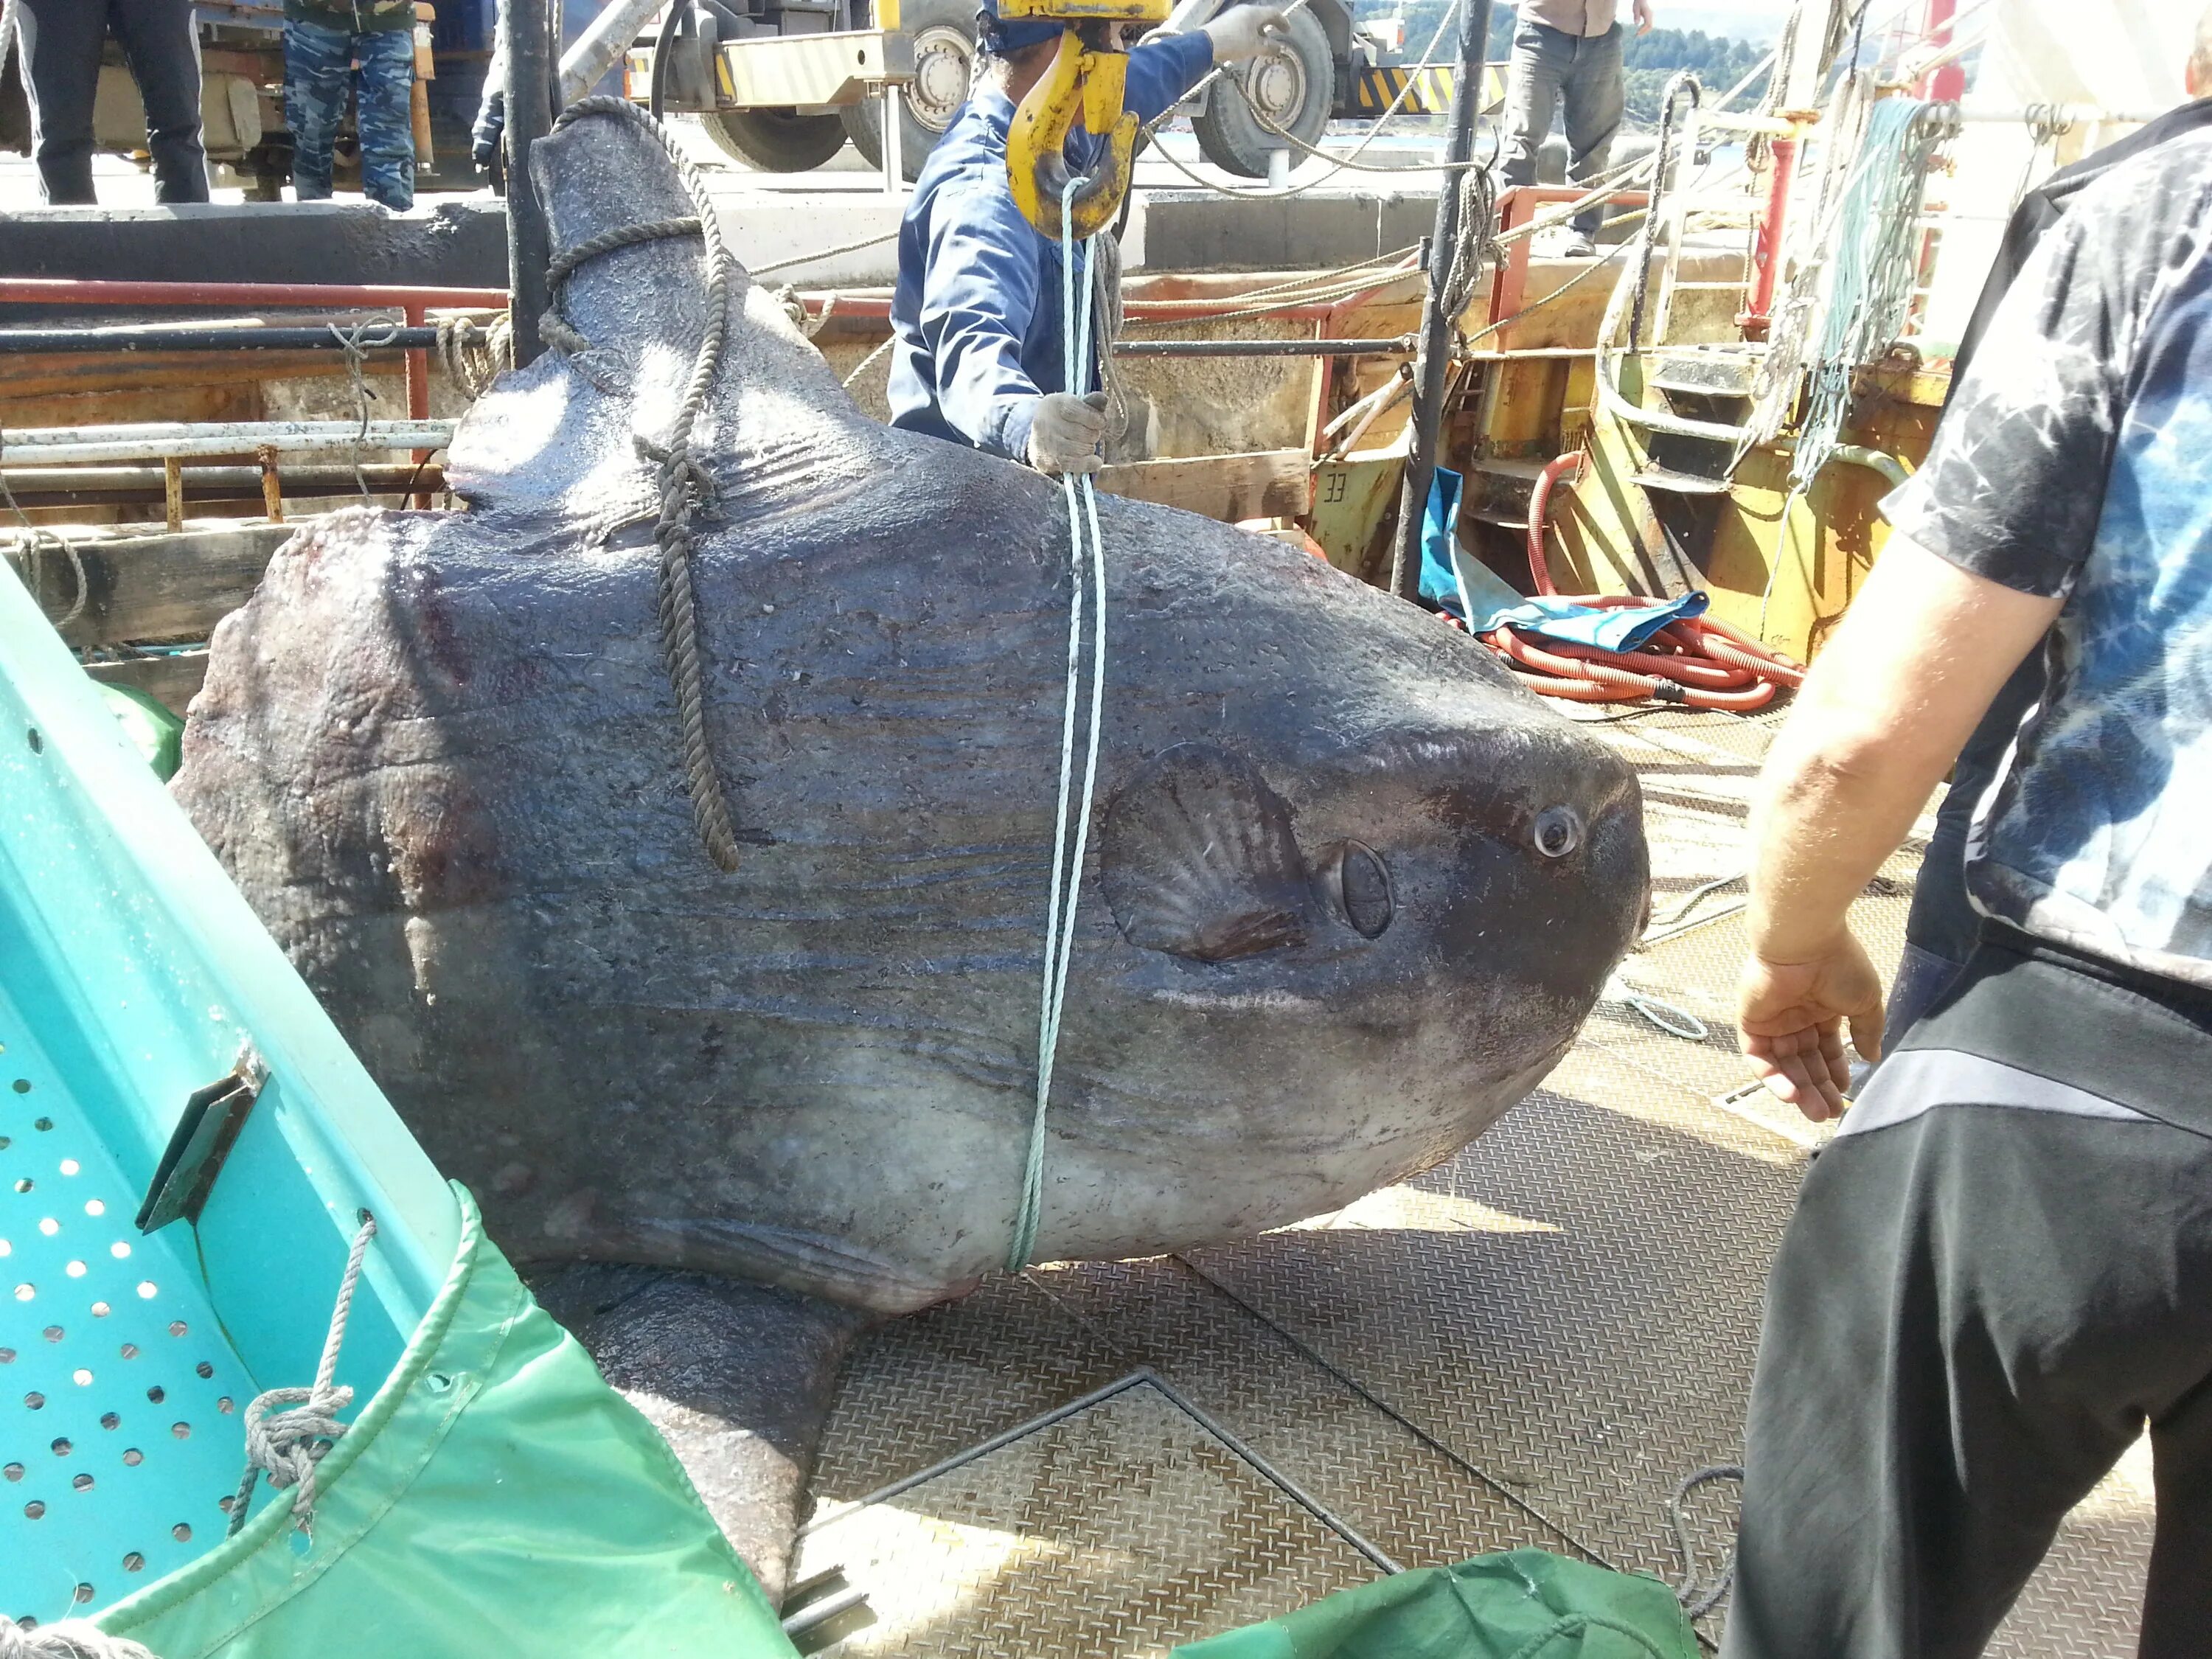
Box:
[1202,4,1289,65]
[1026,391,1110,476]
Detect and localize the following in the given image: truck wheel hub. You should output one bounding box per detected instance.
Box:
[1246,48,1306,123]
[908,27,974,132]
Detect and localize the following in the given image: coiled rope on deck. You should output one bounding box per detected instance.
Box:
[1008,178,1111,1273]
[543,95,746,872]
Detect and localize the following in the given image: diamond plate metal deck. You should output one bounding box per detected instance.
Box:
[796,710,2153,1658]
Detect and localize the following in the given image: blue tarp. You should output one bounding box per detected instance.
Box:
[1416,466,1467,613]
[1472,591,1711,650]
[1415,465,1714,650]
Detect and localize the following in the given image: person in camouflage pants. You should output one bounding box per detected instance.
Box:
[285,0,415,209]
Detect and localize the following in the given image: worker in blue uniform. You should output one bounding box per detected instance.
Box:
[888,0,1287,475]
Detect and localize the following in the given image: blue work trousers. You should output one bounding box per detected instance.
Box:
[1498,19,1624,237]
[286,18,415,210]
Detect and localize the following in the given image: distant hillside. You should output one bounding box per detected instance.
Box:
[1652,5,1787,46]
[1622,25,1769,123]
[1361,1,1772,130]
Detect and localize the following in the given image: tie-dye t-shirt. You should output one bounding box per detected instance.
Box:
[1882,129,2212,988]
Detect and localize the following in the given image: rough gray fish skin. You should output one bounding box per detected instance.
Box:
[173,112,1649,1321]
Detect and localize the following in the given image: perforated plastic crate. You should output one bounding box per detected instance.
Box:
[1,981,263,1609]
[0,593,457,1629]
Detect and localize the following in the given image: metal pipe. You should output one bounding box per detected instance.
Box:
[1742,133,1796,332]
[804,294,1394,324]
[4,420,458,466]
[1389,0,1495,602]
[0,325,445,353]
[1830,444,1909,489]
[0,278,509,310]
[1695,108,1797,137]
[779,1586,869,1639]
[403,301,434,508]
[557,0,667,106]
[504,0,556,366]
[0,463,445,508]
[1110,337,1413,357]
[1326,375,1412,457]
[1919,0,1966,104]
[1952,105,2167,125]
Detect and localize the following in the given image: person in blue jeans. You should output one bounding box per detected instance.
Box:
[285,0,416,210]
[888,0,1282,474]
[1499,0,1652,257]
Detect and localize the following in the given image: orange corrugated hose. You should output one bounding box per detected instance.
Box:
[1468,452,1806,711]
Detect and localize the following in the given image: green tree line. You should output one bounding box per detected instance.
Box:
[1360,1,1767,129]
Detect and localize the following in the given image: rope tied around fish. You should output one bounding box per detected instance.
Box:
[529,102,1100,1268]
[541,95,748,874]
[1009,178,1113,1273]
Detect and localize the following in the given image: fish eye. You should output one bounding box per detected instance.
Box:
[1327,841,1394,939]
[1531,806,1582,860]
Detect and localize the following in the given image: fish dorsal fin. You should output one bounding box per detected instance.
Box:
[445,103,880,526]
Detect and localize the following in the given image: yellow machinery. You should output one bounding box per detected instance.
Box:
[1000,0,1171,239]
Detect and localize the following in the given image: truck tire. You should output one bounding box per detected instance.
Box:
[698,108,850,172]
[841,0,976,181]
[1191,6,1332,179]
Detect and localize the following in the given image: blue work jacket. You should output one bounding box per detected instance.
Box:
[886,32,1215,462]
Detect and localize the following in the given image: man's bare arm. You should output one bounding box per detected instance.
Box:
[1739,535,2062,1119]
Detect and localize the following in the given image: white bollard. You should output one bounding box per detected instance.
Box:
[881,86,905,196]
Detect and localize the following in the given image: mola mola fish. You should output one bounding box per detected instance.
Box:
[173,102,1647,1594]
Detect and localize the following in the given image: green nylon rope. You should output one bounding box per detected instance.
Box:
[1008,176,1110,1272]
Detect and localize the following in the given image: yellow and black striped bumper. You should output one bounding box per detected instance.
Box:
[1344,61,1506,118]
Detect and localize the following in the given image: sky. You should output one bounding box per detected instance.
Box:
[1650,3,1792,43]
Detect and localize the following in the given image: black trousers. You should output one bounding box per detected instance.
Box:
[1724,933,2212,1658]
[15,0,209,204]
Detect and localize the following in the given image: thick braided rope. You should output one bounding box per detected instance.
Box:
[436,313,512,400]
[546,215,702,291]
[546,96,745,872]
[226,1214,376,1539]
[0,1619,157,1659]
[1008,179,1110,1271]
[1,400,88,627]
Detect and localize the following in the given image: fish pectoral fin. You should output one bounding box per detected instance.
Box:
[1189,904,1310,963]
[1101,742,1316,963]
[534,1266,871,1606]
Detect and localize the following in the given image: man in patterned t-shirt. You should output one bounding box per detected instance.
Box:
[1724,131,2212,1657]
